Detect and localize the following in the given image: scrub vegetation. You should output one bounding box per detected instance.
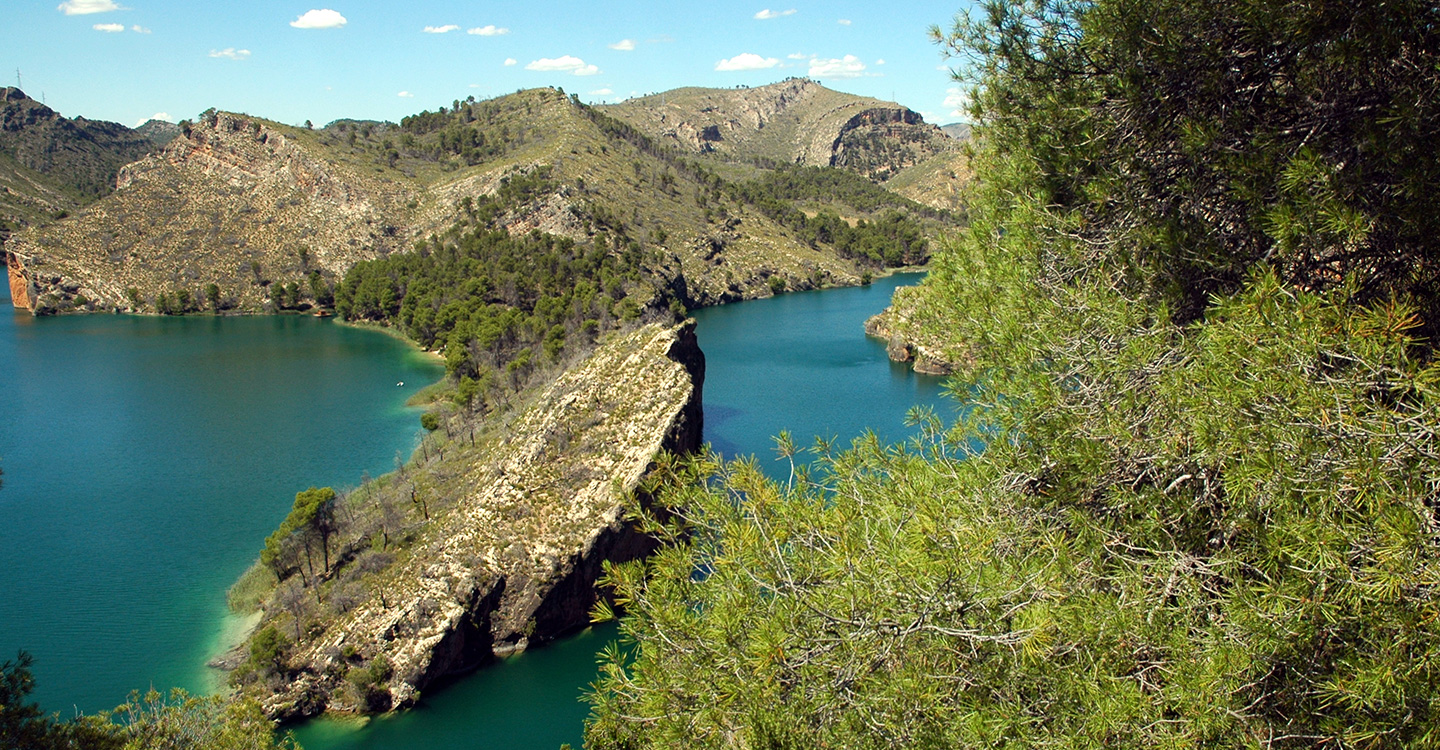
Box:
[584,0,1440,747]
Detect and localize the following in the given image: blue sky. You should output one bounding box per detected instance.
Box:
[4,1,975,129]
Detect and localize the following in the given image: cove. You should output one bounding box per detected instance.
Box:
[291,271,950,750]
[0,283,443,715]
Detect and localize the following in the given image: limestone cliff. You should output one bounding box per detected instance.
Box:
[864,283,967,376]
[601,79,956,181]
[254,322,703,720]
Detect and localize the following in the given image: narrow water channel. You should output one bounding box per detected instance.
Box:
[0,271,947,749]
[294,271,950,749]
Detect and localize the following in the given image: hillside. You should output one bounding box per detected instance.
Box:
[0,87,174,232]
[583,1,1440,747]
[600,78,956,183]
[228,322,703,719]
[6,87,958,316]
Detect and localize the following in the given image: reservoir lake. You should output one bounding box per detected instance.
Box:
[1,271,946,748]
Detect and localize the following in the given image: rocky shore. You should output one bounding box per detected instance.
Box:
[250,322,703,720]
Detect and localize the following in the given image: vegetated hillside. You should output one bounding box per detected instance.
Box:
[7,87,950,315]
[226,322,702,720]
[585,0,1440,747]
[0,87,174,231]
[7,109,421,314]
[601,78,957,182]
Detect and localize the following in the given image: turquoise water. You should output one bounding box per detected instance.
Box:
[293,271,949,750]
[1,271,945,748]
[0,284,443,715]
[691,272,949,478]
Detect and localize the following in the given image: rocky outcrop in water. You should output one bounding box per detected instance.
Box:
[255,322,704,720]
[864,282,965,376]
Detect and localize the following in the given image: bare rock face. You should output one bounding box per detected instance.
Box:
[7,111,417,313]
[601,79,954,179]
[865,284,965,376]
[259,322,704,720]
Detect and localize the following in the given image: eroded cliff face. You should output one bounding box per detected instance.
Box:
[6,111,418,313]
[602,79,955,178]
[6,250,31,309]
[258,322,704,720]
[865,283,967,376]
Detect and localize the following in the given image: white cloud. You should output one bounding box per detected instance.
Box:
[589,88,613,96]
[93,22,124,32]
[467,25,509,36]
[422,24,458,33]
[503,58,517,66]
[809,54,866,79]
[209,47,251,59]
[716,52,778,71]
[525,55,600,76]
[837,18,851,25]
[753,8,796,19]
[786,52,806,60]
[134,112,171,127]
[131,24,150,33]
[58,0,122,15]
[608,39,635,51]
[290,9,346,29]
[398,91,415,98]
[876,58,885,65]
[943,86,970,116]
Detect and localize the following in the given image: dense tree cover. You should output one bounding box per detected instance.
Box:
[1,652,296,750]
[585,1,1440,747]
[722,166,944,268]
[261,487,338,584]
[335,168,673,405]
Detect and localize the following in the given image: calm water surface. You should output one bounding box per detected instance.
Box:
[295,271,950,750]
[0,284,443,714]
[1,272,946,749]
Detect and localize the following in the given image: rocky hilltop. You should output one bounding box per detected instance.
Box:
[602,79,956,182]
[7,110,417,313]
[244,321,703,720]
[0,87,176,243]
[6,87,916,315]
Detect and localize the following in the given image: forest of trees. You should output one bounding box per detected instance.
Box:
[584,0,1440,748]
[334,167,670,412]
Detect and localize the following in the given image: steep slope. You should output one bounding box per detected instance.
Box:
[236,322,703,720]
[0,87,174,231]
[9,87,906,314]
[7,110,420,313]
[601,79,956,182]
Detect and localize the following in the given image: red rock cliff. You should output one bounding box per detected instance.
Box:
[6,250,31,310]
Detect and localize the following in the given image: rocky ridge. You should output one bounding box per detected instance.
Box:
[257,322,703,719]
[6,88,882,314]
[601,79,956,181]
[7,110,418,313]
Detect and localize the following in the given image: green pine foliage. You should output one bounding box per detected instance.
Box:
[585,0,1440,747]
[726,166,946,268]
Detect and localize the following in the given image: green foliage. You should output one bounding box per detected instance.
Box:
[345,656,393,712]
[334,202,661,391]
[724,166,944,268]
[2,652,289,750]
[586,1,1440,748]
[419,411,440,432]
[107,688,300,750]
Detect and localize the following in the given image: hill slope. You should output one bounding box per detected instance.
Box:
[0,87,174,231]
[600,79,956,182]
[8,87,947,314]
